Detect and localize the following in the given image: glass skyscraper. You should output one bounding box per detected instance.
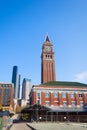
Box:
[12,66,21,99]
[18,74,21,99]
[22,78,31,101]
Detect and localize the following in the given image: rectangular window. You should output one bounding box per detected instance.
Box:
[37,92,40,97]
[62,93,66,98]
[37,100,40,105]
[45,101,50,106]
[54,92,58,98]
[79,94,83,98]
[37,92,40,104]
[9,85,11,87]
[63,101,67,107]
[80,101,84,107]
[45,92,50,98]
[72,101,76,107]
[70,93,75,98]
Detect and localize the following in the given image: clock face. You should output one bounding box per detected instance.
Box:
[46,46,51,52]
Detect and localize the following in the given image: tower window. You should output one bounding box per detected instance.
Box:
[50,55,52,59]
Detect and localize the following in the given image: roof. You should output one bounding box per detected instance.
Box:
[23,78,31,82]
[21,105,87,113]
[45,35,50,42]
[49,106,87,112]
[41,81,87,87]
[50,108,87,112]
[21,104,50,112]
[0,82,13,85]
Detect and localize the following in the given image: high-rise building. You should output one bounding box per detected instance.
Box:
[22,78,31,102]
[12,66,18,98]
[18,74,21,99]
[12,66,21,99]
[0,83,14,111]
[41,35,56,83]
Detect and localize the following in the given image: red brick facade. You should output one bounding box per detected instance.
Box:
[31,85,87,109]
[0,83,14,110]
[41,35,56,83]
[30,36,87,111]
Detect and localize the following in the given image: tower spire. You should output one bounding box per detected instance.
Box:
[45,34,50,42]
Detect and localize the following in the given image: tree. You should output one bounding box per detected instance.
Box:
[0,105,2,111]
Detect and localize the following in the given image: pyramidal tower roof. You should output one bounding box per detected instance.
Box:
[45,35,50,42]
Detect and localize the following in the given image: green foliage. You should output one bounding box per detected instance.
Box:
[22,113,29,120]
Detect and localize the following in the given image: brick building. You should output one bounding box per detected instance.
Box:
[0,83,14,112]
[31,81,87,107]
[29,35,87,122]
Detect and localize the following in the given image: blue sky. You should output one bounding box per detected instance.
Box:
[0,0,87,85]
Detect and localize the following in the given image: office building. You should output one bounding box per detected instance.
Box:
[18,74,21,99]
[0,83,14,111]
[22,78,31,104]
[12,66,21,99]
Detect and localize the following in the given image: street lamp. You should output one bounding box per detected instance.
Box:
[36,103,38,122]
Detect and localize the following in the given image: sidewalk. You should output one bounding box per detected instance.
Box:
[27,122,87,130]
[8,123,31,130]
[3,125,12,130]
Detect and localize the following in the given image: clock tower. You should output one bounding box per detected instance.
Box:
[41,35,56,83]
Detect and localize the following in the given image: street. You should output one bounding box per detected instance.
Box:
[10,122,31,130]
[3,113,87,130]
[4,114,31,130]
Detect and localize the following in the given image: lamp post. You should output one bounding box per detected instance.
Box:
[36,104,38,122]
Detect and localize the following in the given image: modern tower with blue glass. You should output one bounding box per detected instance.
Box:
[12,66,21,99]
